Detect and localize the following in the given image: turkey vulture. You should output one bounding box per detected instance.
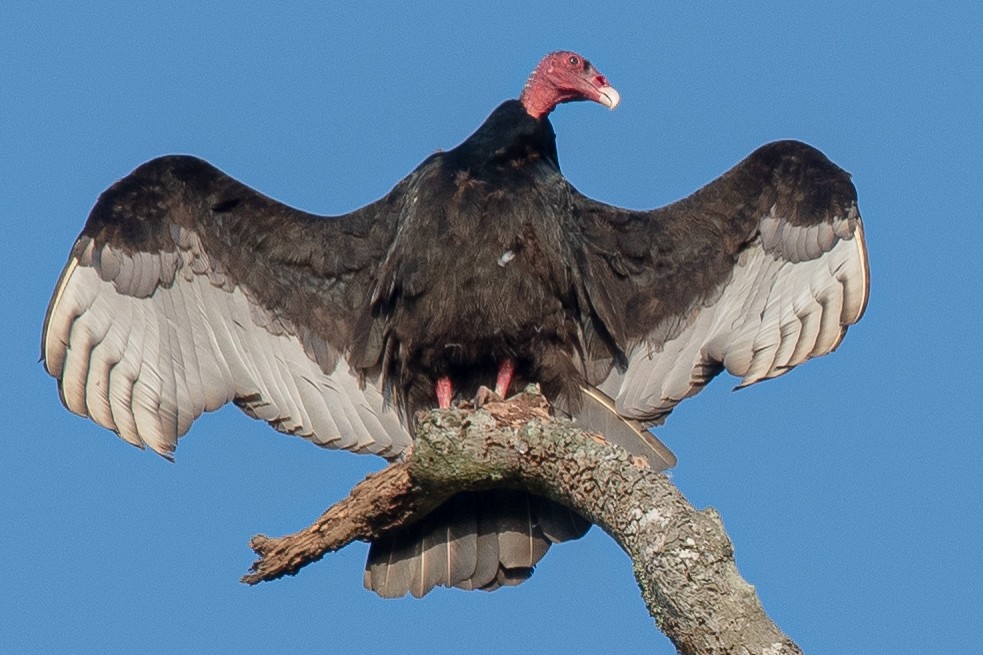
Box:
[42,51,869,598]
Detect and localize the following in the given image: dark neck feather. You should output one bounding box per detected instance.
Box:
[445,100,560,173]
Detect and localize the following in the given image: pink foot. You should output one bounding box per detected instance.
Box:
[436,376,453,409]
[473,385,502,408]
[495,359,515,398]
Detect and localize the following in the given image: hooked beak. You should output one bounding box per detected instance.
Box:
[596,84,620,109]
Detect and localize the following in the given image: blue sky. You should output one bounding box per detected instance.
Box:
[2,3,981,653]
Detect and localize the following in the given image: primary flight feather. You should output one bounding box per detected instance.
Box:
[42,51,869,598]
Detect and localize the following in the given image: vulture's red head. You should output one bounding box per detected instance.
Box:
[519,51,620,119]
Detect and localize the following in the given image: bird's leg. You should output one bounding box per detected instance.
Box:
[436,376,453,409]
[473,359,517,408]
[495,358,515,398]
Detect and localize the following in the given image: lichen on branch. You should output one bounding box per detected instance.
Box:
[244,391,803,655]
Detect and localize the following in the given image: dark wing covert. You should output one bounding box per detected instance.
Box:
[571,140,869,426]
[42,155,411,458]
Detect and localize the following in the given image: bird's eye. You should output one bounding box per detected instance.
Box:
[568,55,579,67]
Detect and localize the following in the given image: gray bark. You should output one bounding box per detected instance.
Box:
[245,391,803,655]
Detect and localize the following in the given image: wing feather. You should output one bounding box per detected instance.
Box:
[41,155,410,459]
[85,309,125,430]
[150,288,181,443]
[573,140,869,426]
[108,310,142,447]
[158,282,197,437]
[61,280,108,416]
[130,296,167,454]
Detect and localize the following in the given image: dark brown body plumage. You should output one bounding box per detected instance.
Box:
[42,91,868,597]
[368,102,602,416]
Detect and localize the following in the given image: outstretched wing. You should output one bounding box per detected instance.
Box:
[42,155,412,459]
[572,140,869,425]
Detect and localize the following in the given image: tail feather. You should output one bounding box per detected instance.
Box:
[364,490,590,598]
[457,507,503,590]
[573,386,677,470]
[534,494,591,542]
[494,491,548,569]
[364,387,667,598]
[364,525,420,598]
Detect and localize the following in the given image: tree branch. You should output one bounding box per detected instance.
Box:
[244,391,802,655]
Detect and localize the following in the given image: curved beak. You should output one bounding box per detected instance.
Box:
[596,84,621,109]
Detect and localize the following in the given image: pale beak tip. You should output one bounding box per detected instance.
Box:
[598,85,620,110]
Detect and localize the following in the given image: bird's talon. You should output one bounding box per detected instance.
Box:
[473,385,505,408]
